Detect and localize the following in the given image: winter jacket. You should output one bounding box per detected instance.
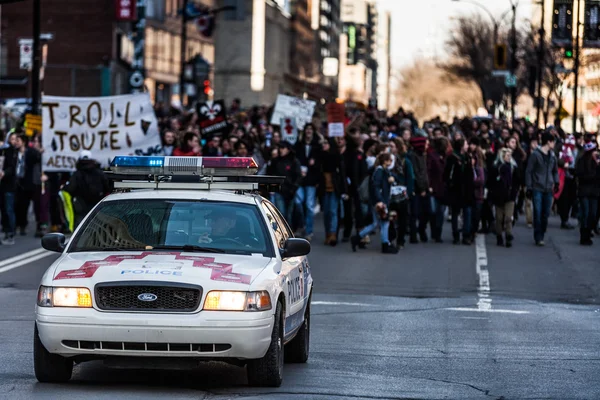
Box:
[427,150,446,199]
[344,147,368,191]
[408,150,429,194]
[0,145,17,192]
[267,154,302,202]
[473,165,485,203]
[295,137,321,187]
[19,147,42,191]
[320,149,348,196]
[489,160,521,206]
[64,159,110,216]
[390,155,415,197]
[575,153,599,198]
[369,165,392,207]
[525,147,559,193]
[443,152,475,208]
[554,168,566,200]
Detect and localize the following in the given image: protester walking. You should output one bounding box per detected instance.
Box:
[294,124,321,241]
[388,138,414,249]
[574,142,599,245]
[320,138,347,246]
[525,133,559,246]
[427,137,448,242]
[63,150,110,228]
[408,135,431,243]
[351,153,398,254]
[490,148,521,248]
[444,138,474,245]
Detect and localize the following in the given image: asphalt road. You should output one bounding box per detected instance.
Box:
[0,215,599,400]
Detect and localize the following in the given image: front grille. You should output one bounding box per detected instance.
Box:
[95,282,202,312]
[62,340,231,353]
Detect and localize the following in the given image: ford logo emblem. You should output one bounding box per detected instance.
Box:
[137,293,157,302]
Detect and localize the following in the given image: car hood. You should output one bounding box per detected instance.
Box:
[49,251,272,288]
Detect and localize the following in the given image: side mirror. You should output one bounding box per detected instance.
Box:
[42,233,66,253]
[280,238,310,259]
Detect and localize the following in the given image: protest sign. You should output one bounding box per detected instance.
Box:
[280,117,298,145]
[196,99,229,136]
[326,102,345,137]
[42,93,161,172]
[270,95,315,130]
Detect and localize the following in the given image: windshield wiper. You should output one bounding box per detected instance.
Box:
[150,245,226,254]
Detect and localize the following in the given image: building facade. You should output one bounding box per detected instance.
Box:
[0,0,214,105]
[337,0,378,105]
[213,0,290,106]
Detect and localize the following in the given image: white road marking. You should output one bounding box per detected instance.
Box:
[0,247,48,268]
[0,250,55,274]
[312,301,374,307]
[444,234,529,315]
[475,235,492,311]
[446,307,530,315]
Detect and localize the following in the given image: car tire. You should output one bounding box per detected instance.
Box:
[247,302,284,387]
[34,324,73,383]
[284,297,310,363]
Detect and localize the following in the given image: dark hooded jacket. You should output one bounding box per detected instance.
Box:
[443,152,475,207]
[64,159,110,214]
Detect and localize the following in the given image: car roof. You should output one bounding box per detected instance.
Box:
[102,189,263,205]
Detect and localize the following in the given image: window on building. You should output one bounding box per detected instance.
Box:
[146,28,180,75]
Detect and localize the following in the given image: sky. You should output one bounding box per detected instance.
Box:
[377,0,534,70]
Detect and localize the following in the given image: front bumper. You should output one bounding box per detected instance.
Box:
[36,307,273,360]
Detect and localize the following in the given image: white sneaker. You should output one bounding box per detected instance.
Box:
[1,236,15,245]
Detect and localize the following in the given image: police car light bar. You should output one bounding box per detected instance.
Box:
[110,156,259,176]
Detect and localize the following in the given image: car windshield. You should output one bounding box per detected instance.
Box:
[69,199,272,256]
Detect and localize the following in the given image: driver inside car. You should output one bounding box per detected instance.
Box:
[198,209,239,244]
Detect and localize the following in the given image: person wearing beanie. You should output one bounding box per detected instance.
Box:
[525,132,559,246]
[407,135,431,243]
[574,142,599,245]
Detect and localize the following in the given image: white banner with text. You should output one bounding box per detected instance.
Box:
[42,93,161,172]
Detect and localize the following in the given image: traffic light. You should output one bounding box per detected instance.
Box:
[564,46,574,59]
[203,80,211,95]
[494,44,507,70]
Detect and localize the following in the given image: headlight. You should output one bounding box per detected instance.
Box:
[37,286,92,308]
[203,291,272,311]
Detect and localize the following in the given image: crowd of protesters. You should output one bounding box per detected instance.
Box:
[1,98,599,252]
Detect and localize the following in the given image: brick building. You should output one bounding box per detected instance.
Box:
[0,0,214,104]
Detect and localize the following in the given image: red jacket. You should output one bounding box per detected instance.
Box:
[554,167,566,200]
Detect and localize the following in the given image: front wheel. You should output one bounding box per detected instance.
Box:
[33,324,73,383]
[247,302,284,387]
[285,298,310,363]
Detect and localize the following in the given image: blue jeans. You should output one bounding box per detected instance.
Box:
[451,206,472,238]
[579,197,598,230]
[532,190,553,242]
[273,193,293,223]
[2,192,16,235]
[359,208,390,244]
[323,192,340,234]
[430,196,446,240]
[294,186,317,235]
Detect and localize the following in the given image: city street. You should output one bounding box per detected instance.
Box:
[0,216,599,400]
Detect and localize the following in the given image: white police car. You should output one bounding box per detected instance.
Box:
[34,156,312,387]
